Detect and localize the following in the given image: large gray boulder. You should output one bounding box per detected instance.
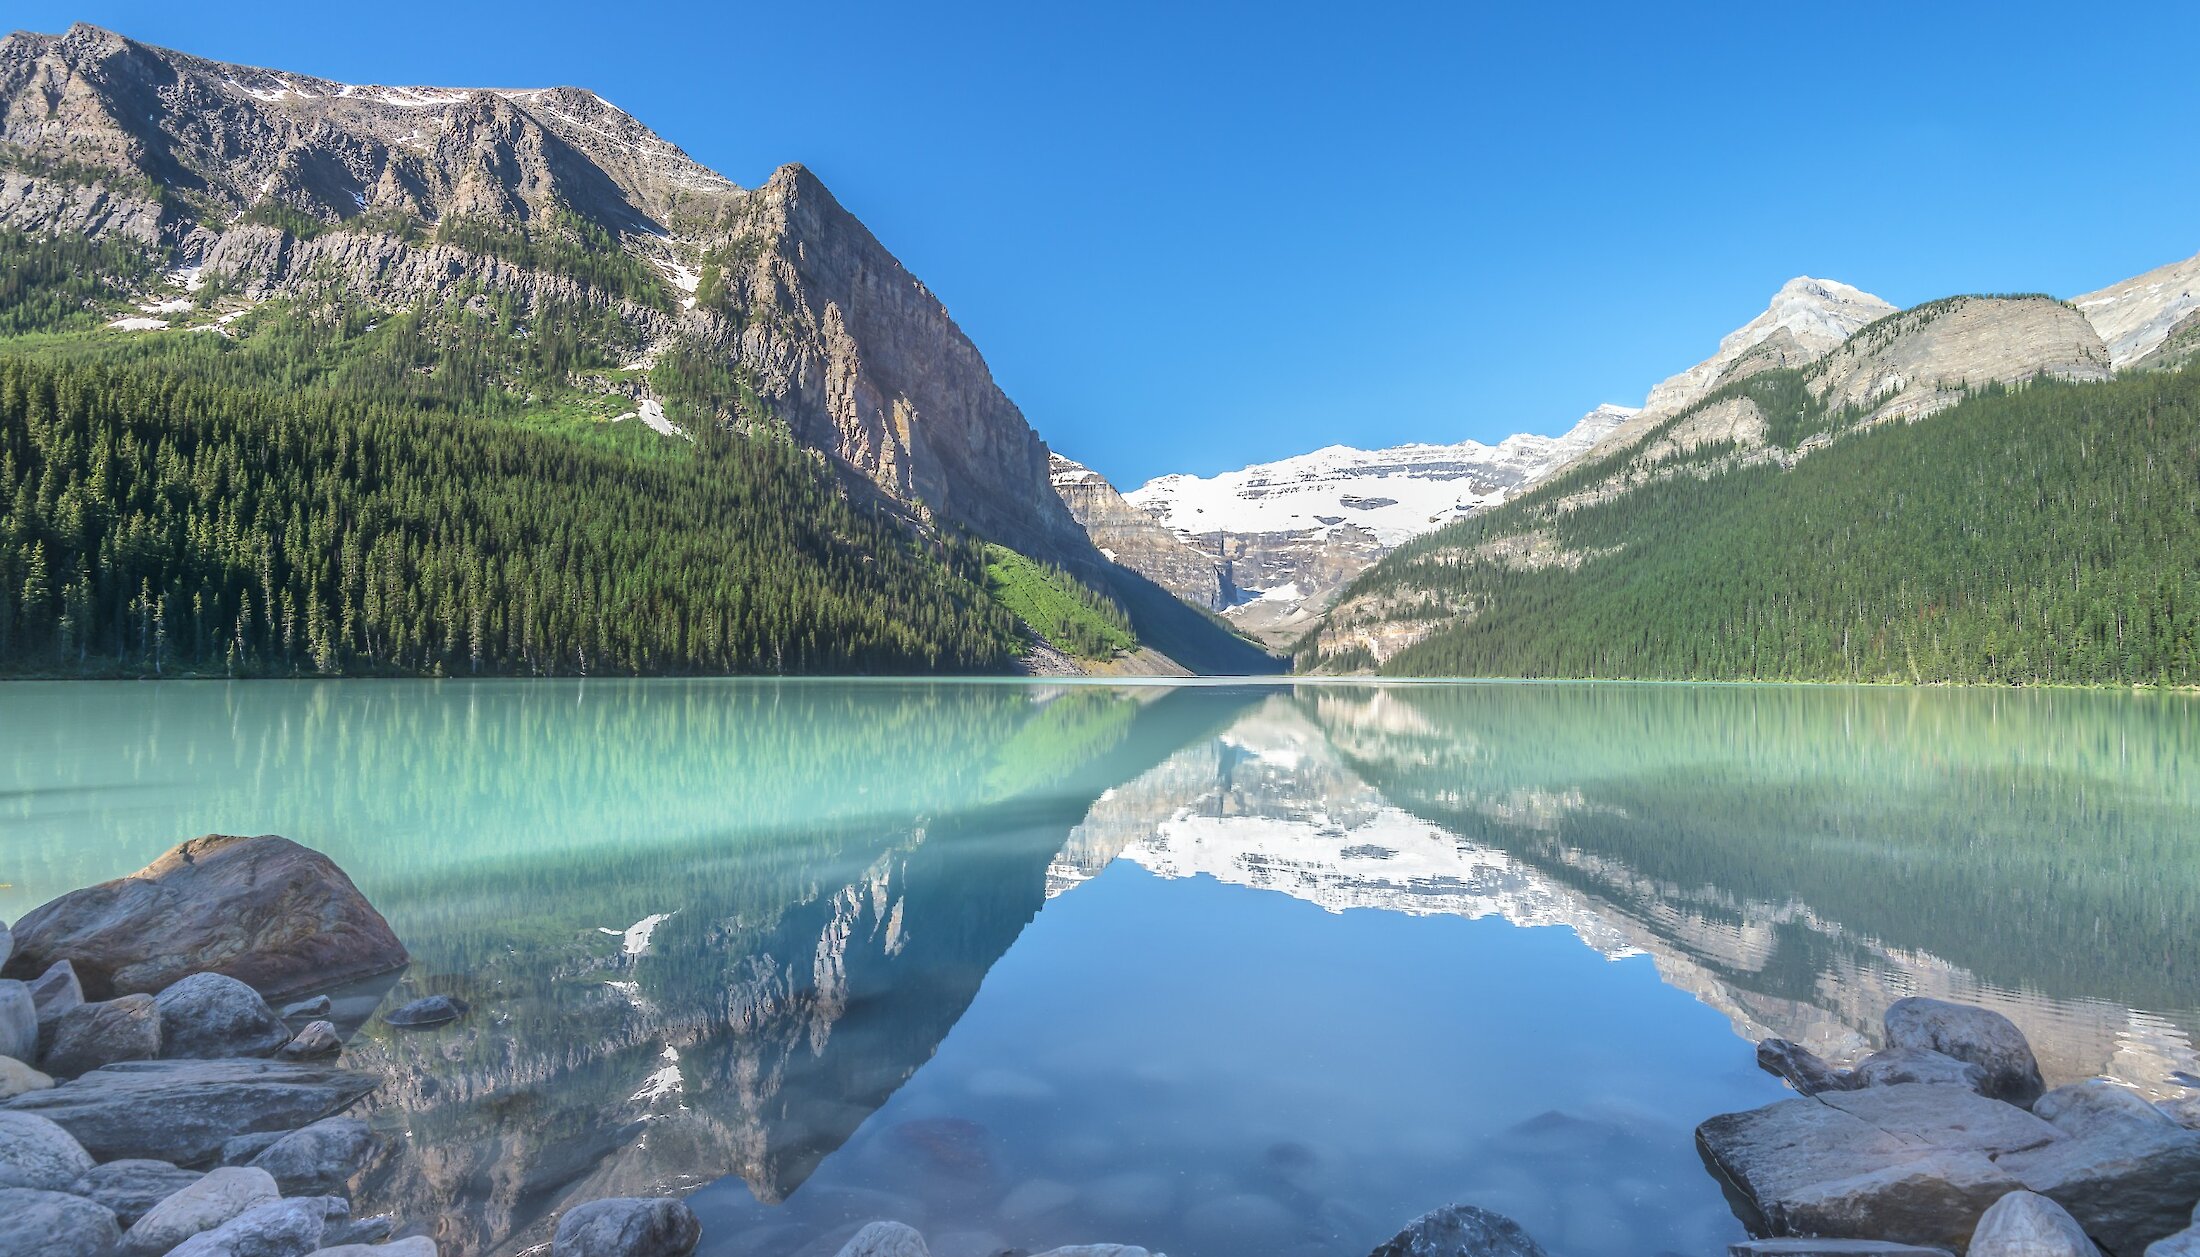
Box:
[1698,1096,2024,1251]
[1967,1190,2098,1257]
[1882,999,2045,1108]
[123,1165,284,1256]
[71,1158,205,1227]
[1729,1242,1955,1255]
[833,1222,929,1257]
[43,994,163,1077]
[2,1057,378,1164]
[249,1117,379,1196]
[0,980,34,1063]
[1851,1048,1990,1095]
[1994,1120,2200,1256]
[1366,1204,1552,1256]
[2031,1081,2180,1139]
[165,1195,344,1257]
[157,974,294,1060]
[0,1185,123,1257]
[1816,1084,2062,1156]
[551,1197,702,1257]
[0,1109,95,1190]
[27,959,84,1024]
[2149,1228,2200,1257]
[0,835,409,1001]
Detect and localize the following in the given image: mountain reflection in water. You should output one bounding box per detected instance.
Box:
[0,680,2194,1257]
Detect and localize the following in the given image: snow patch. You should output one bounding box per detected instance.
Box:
[108,316,168,332]
[139,298,194,315]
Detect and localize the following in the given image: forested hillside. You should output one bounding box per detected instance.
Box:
[1317,363,2200,685]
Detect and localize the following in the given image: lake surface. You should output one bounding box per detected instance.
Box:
[3,679,2198,1257]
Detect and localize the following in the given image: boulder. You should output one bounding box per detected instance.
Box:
[0,1055,51,1101]
[0,1185,123,1257]
[1816,1084,2062,1156]
[1759,1038,1855,1095]
[1994,1121,2200,1256]
[27,959,84,1024]
[1366,1203,1552,1256]
[0,980,34,1063]
[551,1197,702,1257]
[165,1195,344,1257]
[123,1165,283,1255]
[2,1057,377,1165]
[308,1241,438,1257]
[1031,1249,1159,1257]
[1729,1243,1955,1256]
[157,974,294,1060]
[317,1216,398,1247]
[249,1117,379,1196]
[0,1109,95,1190]
[1967,1190,2098,1257]
[281,1022,344,1060]
[1882,999,2045,1108]
[1851,1048,1991,1095]
[43,994,163,1077]
[1698,1097,2024,1251]
[2159,1095,2200,1132]
[223,1131,293,1165]
[71,1158,205,1227]
[381,996,466,1030]
[2148,1229,2200,1257]
[0,835,409,1001]
[2031,1081,2179,1139]
[833,1222,930,1257]
[282,997,332,1020]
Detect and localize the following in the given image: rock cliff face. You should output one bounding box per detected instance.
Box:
[2075,249,2200,367]
[0,23,1091,565]
[1048,455,1230,610]
[1808,295,2109,424]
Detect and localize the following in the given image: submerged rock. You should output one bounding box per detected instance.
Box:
[164,1194,344,1257]
[0,834,410,1001]
[281,1021,344,1060]
[1850,1048,1990,1095]
[1728,1242,1955,1256]
[2,1057,377,1164]
[42,993,164,1077]
[382,995,467,1030]
[157,973,294,1060]
[1758,1038,1854,1095]
[551,1197,701,1257]
[0,1185,123,1257]
[1031,1248,1160,1257]
[282,997,332,1020]
[0,980,34,1063]
[1881,999,2045,1108]
[123,1164,283,1255]
[1366,1203,1551,1256]
[834,1221,929,1257]
[0,1109,95,1191]
[1993,1119,2200,1256]
[249,1117,379,1196]
[1966,1190,2096,1257]
[70,1157,205,1227]
[309,1240,438,1257]
[0,1055,53,1101]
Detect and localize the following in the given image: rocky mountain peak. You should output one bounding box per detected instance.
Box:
[1640,276,1895,416]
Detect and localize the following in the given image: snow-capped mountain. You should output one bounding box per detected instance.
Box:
[2075,249,2200,367]
[1638,277,1896,416]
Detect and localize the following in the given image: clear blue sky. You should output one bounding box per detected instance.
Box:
[16,2,2200,486]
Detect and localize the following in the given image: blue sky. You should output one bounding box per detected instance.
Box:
[16,2,2200,486]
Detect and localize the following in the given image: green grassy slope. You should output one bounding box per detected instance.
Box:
[982,544,1137,660]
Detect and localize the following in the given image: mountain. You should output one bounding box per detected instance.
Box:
[1309,270,2197,683]
[0,23,1270,676]
[2075,249,2200,367]
[1049,454,1232,611]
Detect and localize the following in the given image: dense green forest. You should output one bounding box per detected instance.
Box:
[0,231,1026,676]
[1326,363,2200,685]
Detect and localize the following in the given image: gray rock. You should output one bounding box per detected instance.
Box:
[249,1117,378,1196]
[71,1158,204,1227]
[1697,1097,2022,1251]
[552,1197,702,1257]
[1882,998,2046,1108]
[1366,1204,1551,1256]
[1994,1120,2200,1256]
[1817,1084,2062,1156]
[157,974,293,1060]
[280,1022,343,1061]
[0,1054,51,1101]
[0,980,34,1063]
[2,1057,377,1165]
[0,1185,123,1257]
[0,1109,95,1190]
[2031,1080,2179,1139]
[1758,1038,1854,1095]
[381,996,466,1030]
[1967,1190,2097,1257]
[1851,1047,1990,1094]
[1030,1249,1159,1257]
[166,1195,343,1257]
[2160,1095,2200,1132]
[833,1222,929,1257]
[44,994,164,1077]
[223,1131,293,1165]
[317,1216,397,1247]
[1729,1242,1954,1256]
[2149,1229,2200,1257]
[123,1165,283,1255]
[308,1241,437,1257]
[27,959,84,1025]
[281,997,332,1019]
[0,835,409,1001]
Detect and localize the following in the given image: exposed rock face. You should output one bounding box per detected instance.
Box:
[2,834,410,1001]
[1,1057,378,1165]
[1807,297,2109,427]
[1049,454,1231,610]
[1642,278,1898,416]
[2074,249,2200,366]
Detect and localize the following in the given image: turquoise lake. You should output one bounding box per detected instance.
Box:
[3,679,2198,1257]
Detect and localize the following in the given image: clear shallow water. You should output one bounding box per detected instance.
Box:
[3,679,2198,1257]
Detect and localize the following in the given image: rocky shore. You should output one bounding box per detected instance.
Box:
[6,835,2196,1257]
